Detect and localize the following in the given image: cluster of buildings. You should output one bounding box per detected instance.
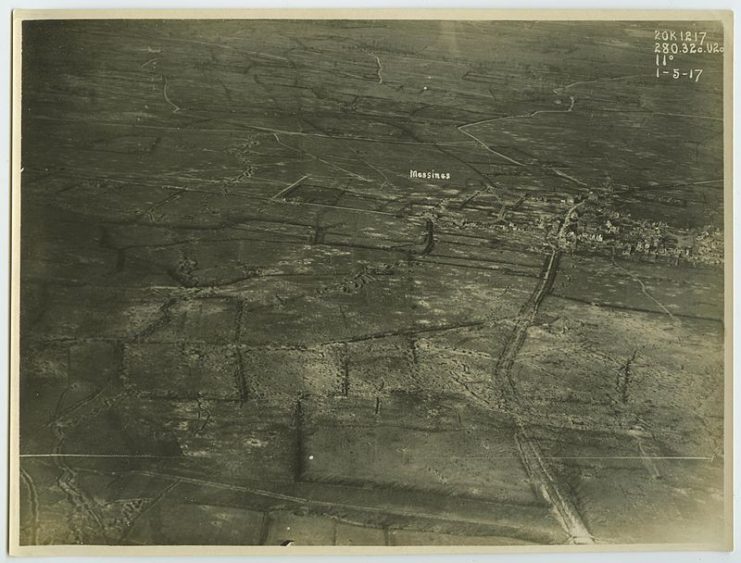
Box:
[554,192,723,266]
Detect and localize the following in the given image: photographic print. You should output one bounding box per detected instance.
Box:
[9,10,732,554]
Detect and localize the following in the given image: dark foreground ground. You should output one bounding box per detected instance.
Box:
[18,19,726,546]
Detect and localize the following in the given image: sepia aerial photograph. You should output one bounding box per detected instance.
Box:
[11,12,731,552]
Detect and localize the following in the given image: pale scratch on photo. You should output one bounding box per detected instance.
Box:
[161,74,181,113]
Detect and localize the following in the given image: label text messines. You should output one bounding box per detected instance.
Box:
[410,169,451,180]
[653,28,724,82]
